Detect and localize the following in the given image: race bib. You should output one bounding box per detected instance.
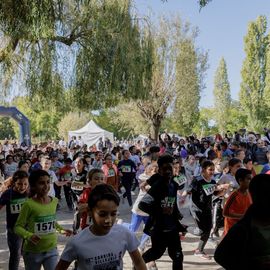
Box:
[108,169,115,177]
[10,198,27,214]
[173,175,187,187]
[71,181,84,191]
[34,215,56,235]
[121,165,131,173]
[202,184,216,196]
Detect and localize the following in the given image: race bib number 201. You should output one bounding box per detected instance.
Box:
[34,215,56,235]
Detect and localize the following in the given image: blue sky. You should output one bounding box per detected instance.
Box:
[134,0,270,107]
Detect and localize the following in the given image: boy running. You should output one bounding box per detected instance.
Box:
[223,168,252,236]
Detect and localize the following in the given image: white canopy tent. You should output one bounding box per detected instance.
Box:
[68,120,114,147]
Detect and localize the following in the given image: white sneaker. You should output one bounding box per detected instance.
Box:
[131,191,135,195]
[117,218,123,225]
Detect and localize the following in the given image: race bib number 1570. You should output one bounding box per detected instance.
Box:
[34,215,56,235]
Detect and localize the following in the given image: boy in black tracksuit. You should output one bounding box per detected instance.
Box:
[138,154,186,270]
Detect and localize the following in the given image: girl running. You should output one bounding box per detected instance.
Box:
[102,153,119,191]
[0,170,29,270]
[187,160,224,259]
[218,158,242,199]
[78,168,105,229]
[56,184,147,270]
[14,170,72,270]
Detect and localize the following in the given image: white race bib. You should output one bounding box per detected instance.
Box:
[34,215,56,235]
[10,198,27,214]
[121,165,131,173]
[108,169,115,177]
[71,181,84,191]
[173,175,187,186]
[202,184,216,196]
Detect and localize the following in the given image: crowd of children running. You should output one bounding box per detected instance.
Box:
[0,128,270,270]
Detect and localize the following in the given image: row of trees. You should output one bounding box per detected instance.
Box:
[213,16,270,134]
[0,2,269,141]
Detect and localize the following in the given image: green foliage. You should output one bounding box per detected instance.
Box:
[135,16,207,141]
[12,96,62,140]
[0,117,16,139]
[0,0,153,109]
[239,16,269,132]
[199,0,212,8]
[109,102,150,138]
[226,100,247,132]
[57,111,91,141]
[213,57,231,134]
[173,37,208,135]
[192,107,218,137]
[93,110,131,140]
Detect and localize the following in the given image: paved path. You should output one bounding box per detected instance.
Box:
[0,195,223,270]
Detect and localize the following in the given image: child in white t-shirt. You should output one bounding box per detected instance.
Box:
[56,184,147,270]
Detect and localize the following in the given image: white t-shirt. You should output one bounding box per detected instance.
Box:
[129,155,140,167]
[218,173,239,198]
[60,224,139,270]
[48,170,58,197]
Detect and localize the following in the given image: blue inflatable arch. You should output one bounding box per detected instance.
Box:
[0,106,31,146]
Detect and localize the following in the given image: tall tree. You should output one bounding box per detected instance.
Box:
[263,35,270,126]
[136,17,195,141]
[0,0,153,108]
[173,38,208,135]
[213,57,231,134]
[239,16,269,131]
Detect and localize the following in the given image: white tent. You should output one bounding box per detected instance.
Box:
[68,120,114,147]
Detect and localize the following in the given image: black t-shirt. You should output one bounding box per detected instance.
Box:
[71,170,88,197]
[188,175,216,214]
[0,188,28,229]
[146,176,179,232]
[117,159,136,181]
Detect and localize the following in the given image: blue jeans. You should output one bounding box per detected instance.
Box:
[7,229,23,270]
[23,248,58,270]
[123,213,150,250]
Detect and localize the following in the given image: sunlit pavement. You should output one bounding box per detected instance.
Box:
[0,194,223,270]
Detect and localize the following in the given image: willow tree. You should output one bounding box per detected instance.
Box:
[239,16,269,131]
[0,0,153,109]
[136,17,187,141]
[111,16,207,141]
[213,57,231,134]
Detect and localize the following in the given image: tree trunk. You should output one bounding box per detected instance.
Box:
[150,119,161,143]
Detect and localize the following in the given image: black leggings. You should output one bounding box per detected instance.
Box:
[192,211,212,252]
[121,178,133,206]
[143,230,183,270]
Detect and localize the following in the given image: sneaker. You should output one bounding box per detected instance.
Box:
[117,218,123,225]
[147,262,158,270]
[117,192,123,197]
[131,191,136,196]
[194,249,212,260]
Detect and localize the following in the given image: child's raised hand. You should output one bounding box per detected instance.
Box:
[62,229,73,237]
[29,234,41,245]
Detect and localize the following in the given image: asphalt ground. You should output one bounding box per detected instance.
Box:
[0,193,223,270]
